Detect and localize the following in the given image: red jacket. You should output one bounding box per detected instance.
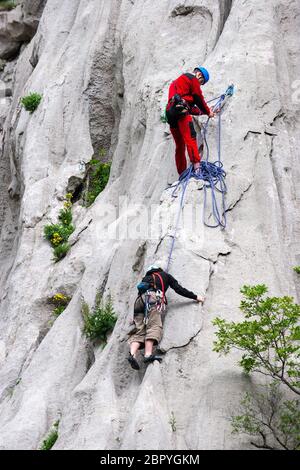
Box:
[168,73,211,116]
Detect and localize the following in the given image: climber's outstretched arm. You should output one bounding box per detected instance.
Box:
[168,273,204,302]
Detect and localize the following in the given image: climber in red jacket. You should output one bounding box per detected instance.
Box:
[166,66,215,175]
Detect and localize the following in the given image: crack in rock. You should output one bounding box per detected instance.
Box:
[244,130,262,141]
[70,219,93,246]
[270,110,285,127]
[159,326,203,355]
[226,181,253,212]
[171,6,195,17]
[160,248,232,354]
[132,241,147,272]
[154,235,166,255]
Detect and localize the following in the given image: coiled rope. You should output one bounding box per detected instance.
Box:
[165,85,234,272]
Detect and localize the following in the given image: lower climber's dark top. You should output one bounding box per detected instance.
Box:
[142,268,197,300]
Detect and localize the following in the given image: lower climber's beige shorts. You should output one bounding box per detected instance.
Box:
[128,307,163,346]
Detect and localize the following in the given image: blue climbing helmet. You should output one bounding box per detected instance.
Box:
[195,66,210,84]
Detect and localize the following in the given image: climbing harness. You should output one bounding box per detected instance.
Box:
[143,273,166,324]
[151,272,166,312]
[165,84,234,272]
[136,272,167,325]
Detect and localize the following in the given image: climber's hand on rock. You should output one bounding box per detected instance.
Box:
[209,111,216,118]
[196,296,205,304]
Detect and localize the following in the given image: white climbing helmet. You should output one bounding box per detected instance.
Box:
[146,264,160,272]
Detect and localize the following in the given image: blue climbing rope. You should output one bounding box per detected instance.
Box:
[165,85,234,272]
[166,165,193,272]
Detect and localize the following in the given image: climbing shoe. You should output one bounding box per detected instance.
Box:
[128,353,140,370]
[143,355,162,364]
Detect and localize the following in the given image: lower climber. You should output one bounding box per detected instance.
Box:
[166,66,215,175]
[127,265,204,370]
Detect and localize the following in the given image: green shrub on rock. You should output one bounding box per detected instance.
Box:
[82,295,117,342]
[40,421,59,450]
[44,193,74,262]
[84,152,111,207]
[213,284,300,450]
[0,1,17,12]
[21,92,42,113]
[49,293,71,316]
[58,207,73,226]
[53,243,70,262]
[44,224,74,248]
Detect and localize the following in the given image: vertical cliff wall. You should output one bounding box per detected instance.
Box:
[0,0,299,449]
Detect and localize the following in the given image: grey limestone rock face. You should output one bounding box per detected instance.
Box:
[0,0,45,59]
[0,0,299,450]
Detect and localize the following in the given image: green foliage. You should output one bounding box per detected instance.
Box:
[58,207,73,226]
[40,421,59,450]
[53,243,70,262]
[213,285,300,393]
[0,1,16,11]
[279,399,300,447]
[84,152,111,207]
[82,295,117,342]
[44,223,74,247]
[53,305,64,316]
[49,293,71,316]
[21,92,42,113]
[8,377,22,398]
[213,284,300,450]
[232,383,300,450]
[169,412,177,432]
[160,109,167,123]
[294,266,300,275]
[44,194,75,262]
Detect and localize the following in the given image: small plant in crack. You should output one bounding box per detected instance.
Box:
[160,109,167,123]
[82,294,117,343]
[0,1,17,12]
[48,293,71,316]
[21,92,42,113]
[52,243,71,262]
[82,149,111,207]
[8,378,21,398]
[39,420,59,450]
[293,266,300,275]
[169,411,177,432]
[44,193,75,262]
